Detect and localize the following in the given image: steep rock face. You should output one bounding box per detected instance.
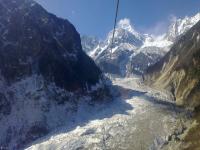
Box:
[0,0,109,149]
[0,0,101,91]
[145,21,200,109]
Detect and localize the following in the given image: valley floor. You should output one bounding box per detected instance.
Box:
[26,77,187,150]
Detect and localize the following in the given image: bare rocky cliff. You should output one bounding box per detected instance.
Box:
[0,0,102,91]
[145,21,200,110]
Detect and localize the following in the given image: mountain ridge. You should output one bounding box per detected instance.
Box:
[81,13,200,76]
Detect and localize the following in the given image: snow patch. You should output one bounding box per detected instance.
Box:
[142,34,173,49]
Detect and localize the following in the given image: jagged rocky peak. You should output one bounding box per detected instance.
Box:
[106,18,144,48]
[0,0,102,91]
[117,18,143,40]
[166,13,200,41]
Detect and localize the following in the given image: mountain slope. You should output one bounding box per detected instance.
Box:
[0,0,102,91]
[145,20,200,109]
[0,0,110,149]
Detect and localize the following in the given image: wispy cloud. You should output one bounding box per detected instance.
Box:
[71,10,76,15]
[169,14,177,22]
[142,20,169,36]
[139,15,177,36]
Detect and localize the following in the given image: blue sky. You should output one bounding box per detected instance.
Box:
[35,0,200,38]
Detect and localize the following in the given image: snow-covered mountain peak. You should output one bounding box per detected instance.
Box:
[117,18,142,39]
[166,12,200,41]
[83,12,200,76]
[117,18,135,33]
[102,18,145,49]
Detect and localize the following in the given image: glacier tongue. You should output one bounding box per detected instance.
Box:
[26,77,185,150]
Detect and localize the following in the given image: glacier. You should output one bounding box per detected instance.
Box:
[26,77,187,150]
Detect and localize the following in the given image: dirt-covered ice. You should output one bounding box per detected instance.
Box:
[26,77,184,150]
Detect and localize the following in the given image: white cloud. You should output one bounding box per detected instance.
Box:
[143,20,169,36]
[71,10,76,15]
[139,15,177,36]
[169,14,177,22]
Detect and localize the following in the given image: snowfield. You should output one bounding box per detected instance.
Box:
[26,77,185,150]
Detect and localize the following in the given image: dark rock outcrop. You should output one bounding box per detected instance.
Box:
[0,0,101,91]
